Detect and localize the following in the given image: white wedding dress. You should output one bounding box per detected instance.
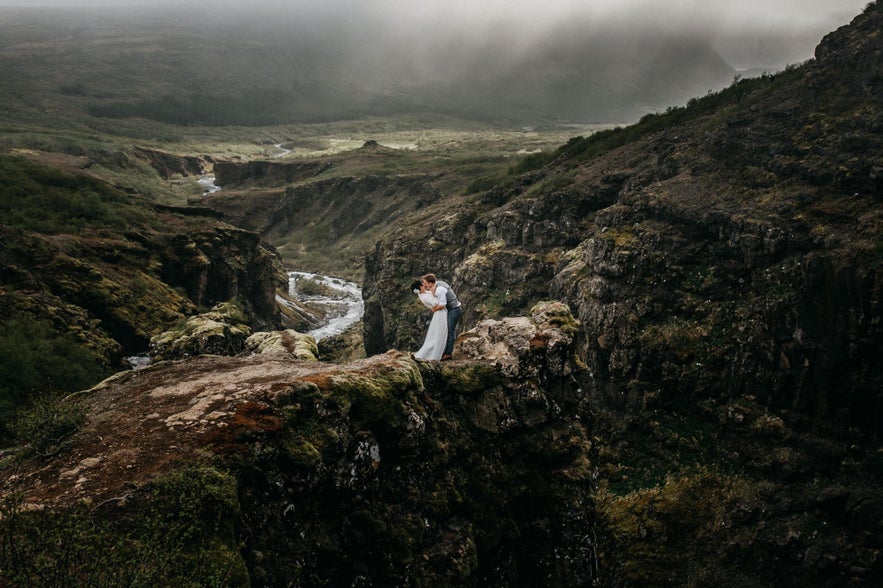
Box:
[414,291,448,360]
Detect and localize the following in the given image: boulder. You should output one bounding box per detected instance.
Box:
[244,329,318,361]
[149,301,252,360]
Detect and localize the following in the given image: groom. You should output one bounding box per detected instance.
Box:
[422,273,462,360]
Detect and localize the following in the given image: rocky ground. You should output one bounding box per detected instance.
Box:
[0,303,597,586]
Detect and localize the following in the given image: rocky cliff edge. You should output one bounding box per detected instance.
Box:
[0,302,596,586]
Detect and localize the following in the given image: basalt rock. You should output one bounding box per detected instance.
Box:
[0,306,595,587]
[244,329,319,361]
[154,226,284,331]
[359,5,883,587]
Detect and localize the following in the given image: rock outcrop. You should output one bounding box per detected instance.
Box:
[149,301,254,361]
[364,2,883,437]
[357,4,883,586]
[0,304,595,587]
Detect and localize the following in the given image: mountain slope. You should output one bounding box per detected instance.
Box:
[361,5,882,585]
[367,0,882,431]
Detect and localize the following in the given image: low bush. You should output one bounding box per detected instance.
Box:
[9,394,85,457]
[0,314,108,445]
[0,466,247,586]
[0,154,144,235]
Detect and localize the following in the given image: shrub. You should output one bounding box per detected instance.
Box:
[464,175,501,195]
[509,149,557,175]
[9,393,86,457]
[0,154,140,234]
[0,466,247,586]
[0,314,108,444]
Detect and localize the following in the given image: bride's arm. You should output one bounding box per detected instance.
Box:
[418,292,439,310]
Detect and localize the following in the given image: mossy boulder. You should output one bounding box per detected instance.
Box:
[149,301,253,360]
[244,329,319,361]
[457,300,581,378]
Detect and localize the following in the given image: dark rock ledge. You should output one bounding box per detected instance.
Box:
[0,302,596,586]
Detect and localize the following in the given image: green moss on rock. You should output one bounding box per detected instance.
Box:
[438,362,502,397]
[245,329,319,361]
[150,300,254,360]
[328,357,423,425]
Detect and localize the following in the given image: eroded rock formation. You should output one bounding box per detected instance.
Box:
[0,303,595,586]
[363,2,883,437]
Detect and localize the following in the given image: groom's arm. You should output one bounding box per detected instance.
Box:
[431,285,448,312]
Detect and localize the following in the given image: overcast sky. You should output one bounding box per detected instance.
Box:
[0,0,870,68]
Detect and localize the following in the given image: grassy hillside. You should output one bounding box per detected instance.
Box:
[0,151,292,445]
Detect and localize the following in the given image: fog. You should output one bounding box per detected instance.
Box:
[0,0,871,124]
[1,0,867,68]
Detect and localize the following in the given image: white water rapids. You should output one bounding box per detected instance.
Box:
[283,271,364,341]
[196,163,363,341]
[198,175,221,193]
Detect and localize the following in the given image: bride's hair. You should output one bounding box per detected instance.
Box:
[410,280,422,294]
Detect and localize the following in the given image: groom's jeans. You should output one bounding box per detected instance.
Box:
[445,305,462,356]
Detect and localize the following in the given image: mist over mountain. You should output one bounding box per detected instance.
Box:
[306,17,738,124]
[0,1,864,126]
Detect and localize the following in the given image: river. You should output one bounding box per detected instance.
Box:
[198,175,221,193]
[195,159,363,341]
[284,271,364,341]
[130,159,363,367]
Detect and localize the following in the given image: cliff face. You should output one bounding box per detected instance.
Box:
[356,5,883,585]
[132,147,209,180]
[213,158,333,188]
[0,169,289,370]
[364,3,883,436]
[0,303,595,587]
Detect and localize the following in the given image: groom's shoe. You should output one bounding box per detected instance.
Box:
[441,354,453,361]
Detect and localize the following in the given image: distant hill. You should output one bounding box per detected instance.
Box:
[0,7,736,127]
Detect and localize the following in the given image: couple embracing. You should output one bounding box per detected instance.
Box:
[410,273,463,361]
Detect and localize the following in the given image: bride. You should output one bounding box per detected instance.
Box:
[411,280,448,360]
